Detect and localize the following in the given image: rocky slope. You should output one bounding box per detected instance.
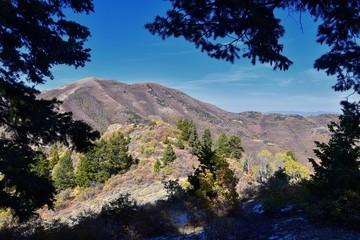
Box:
[40,77,337,165]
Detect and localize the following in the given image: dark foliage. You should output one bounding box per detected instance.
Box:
[0,0,99,220]
[309,101,360,197]
[187,127,239,213]
[146,0,293,69]
[0,194,180,240]
[305,101,360,228]
[146,0,360,93]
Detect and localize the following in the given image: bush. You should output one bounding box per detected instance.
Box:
[55,188,75,210]
[153,159,161,173]
[305,191,360,229]
[260,170,303,213]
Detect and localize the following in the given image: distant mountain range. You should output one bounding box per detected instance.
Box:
[40,77,338,166]
[265,110,339,116]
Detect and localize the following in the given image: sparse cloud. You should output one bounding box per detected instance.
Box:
[299,68,336,84]
[175,65,272,89]
[119,58,150,63]
[174,64,296,91]
[150,50,198,56]
[277,78,293,87]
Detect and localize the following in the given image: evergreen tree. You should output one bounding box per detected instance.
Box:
[215,133,244,159]
[75,131,133,187]
[189,124,202,156]
[53,152,75,191]
[202,129,213,153]
[309,101,360,196]
[162,144,176,166]
[227,135,244,159]
[215,132,228,157]
[49,144,61,169]
[176,137,185,150]
[101,132,132,175]
[189,155,239,213]
[176,118,191,141]
[75,154,94,188]
[200,128,214,166]
[188,127,239,212]
[31,150,51,180]
[0,0,99,219]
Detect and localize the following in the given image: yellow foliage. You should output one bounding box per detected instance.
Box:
[0,208,15,228]
[283,160,310,183]
[196,169,216,204]
[257,149,273,159]
[276,151,310,183]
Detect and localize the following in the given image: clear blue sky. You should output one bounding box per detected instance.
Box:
[40,0,357,113]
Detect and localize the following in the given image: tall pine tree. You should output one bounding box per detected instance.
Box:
[53,152,75,191]
[310,101,360,197]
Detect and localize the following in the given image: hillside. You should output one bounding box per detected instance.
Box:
[40,77,337,165]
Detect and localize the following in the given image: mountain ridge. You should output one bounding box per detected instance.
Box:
[40,77,338,165]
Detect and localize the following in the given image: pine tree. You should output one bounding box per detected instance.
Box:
[188,127,239,213]
[309,101,360,197]
[176,118,191,141]
[227,135,244,159]
[102,132,132,175]
[147,1,360,96]
[215,133,244,159]
[49,144,61,169]
[189,124,202,156]
[53,152,75,191]
[215,132,229,157]
[176,137,185,149]
[202,129,213,153]
[75,154,94,188]
[31,150,51,180]
[162,144,176,166]
[75,131,133,187]
[200,128,214,167]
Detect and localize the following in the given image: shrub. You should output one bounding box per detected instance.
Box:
[260,169,303,213]
[162,144,176,166]
[153,159,161,173]
[305,190,360,229]
[55,188,75,210]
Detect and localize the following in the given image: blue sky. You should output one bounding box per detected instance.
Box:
[40,0,357,113]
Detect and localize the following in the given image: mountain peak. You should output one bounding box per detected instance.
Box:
[40,78,337,165]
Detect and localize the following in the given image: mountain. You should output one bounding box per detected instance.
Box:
[40,77,338,165]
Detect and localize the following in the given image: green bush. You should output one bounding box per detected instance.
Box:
[153,159,161,173]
